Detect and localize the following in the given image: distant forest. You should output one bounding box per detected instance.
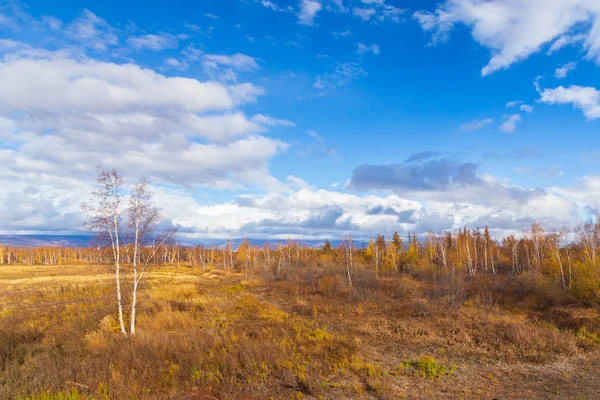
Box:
[2,219,600,306]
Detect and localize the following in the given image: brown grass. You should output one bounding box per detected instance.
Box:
[1,264,600,399]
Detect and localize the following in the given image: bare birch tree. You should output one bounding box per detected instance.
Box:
[82,168,127,335]
[342,235,354,287]
[83,169,176,336]
[128,177,175,335]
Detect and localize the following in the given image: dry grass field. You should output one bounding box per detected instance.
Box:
[1,263,600,399]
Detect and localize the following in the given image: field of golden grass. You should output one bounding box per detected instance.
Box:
[1,264,599,399]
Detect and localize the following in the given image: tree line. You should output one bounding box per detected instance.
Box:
[2,167,600,326]
[3,218,600,301]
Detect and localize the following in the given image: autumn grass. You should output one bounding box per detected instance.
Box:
[1,264,600,399]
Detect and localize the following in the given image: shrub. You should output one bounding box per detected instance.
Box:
[394,355,455,380]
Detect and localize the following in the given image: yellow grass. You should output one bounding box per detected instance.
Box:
[1,264,600,399]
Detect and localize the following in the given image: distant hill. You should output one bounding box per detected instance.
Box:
[198,238,367,250]
[0,235,95,248]
[0,235,367,249]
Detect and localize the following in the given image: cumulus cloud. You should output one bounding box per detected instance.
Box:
[65,9,118,51]
[520,104,534,113]
[0,13,11,26]
[333,30,352,38]
[251,114,295,127]
[150,183,580,240]
[298,0,322,26]
[202,53,259,71]
[459,118,494,132]
[347,153,551,214]
[0,44,292,201]
[165,57,187,70]
[0,56,241,113]
[548,34,586,54]
[353,0,403,22]
[329,0,348,13]
[41,15,62,30]
[353,8,376,21]
[258,0,293,12]
[414,0,600,75]
[0,178,88,234]
[201,53,260,81]
[499,114,522,133]
[127,32,179,51]
[539,85,600,120]
[357,42,380,55]
[350,158,481,192]
[554,61,577,79]
[313,62,367,96]
[550,175,600,210]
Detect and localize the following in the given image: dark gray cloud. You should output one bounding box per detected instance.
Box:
[366,205,400,216]
[348,153,551,211]
[239,206,357,237]
[365,205,418,223]
[350,157,480,192]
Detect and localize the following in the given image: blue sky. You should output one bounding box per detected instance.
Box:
[1,0,600,240]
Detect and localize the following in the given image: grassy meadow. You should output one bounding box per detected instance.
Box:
[1,262,600,400]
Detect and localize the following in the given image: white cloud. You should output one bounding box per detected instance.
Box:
[258,0,293,12]
[165,57,188,70]
[333,62,367,83]
[261,0,279,10]
[228,82,265,104]
[353,7,376,21]
[252,114,296,127]
[330,0,348,13]
[554,61,577,79]
[357,42,380,55]
[459,117,494,132]
[500,114,522,133]
[202,53,259,71]
[0,45,292,202]
[415,0,600,75]
[520,104,534,113]
[298,0,322,26]
[148,181,583,240]
[506,100,522,108]
[0,56,244,113]
[313,62,367,97]
[353,0,402,22]
[182,45,203,61]
[539,85,600,120]
[550,175,600,210]
[286,175,315,190]
[548,34,586,54]
[127,33,179,51]
[0,13,11,26]
[41,15,62,30]
[65,9,118,51]
[333,30,352,38]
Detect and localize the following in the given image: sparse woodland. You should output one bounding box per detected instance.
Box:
[2,217,600,399]
[2,219,600,306]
